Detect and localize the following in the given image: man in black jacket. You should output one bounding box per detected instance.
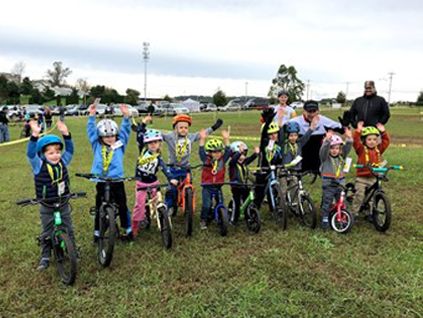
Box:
[349,81,390,128]
[0,106,10,143]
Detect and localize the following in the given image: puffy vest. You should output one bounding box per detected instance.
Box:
[34,160,70,200]
[201,156,226,185]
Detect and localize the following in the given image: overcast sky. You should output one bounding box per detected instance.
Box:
[1,0,422,101]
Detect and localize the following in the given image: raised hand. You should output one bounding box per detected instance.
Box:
[310,115,320,130]
[344,127,352,139]
[29,119,41,137]
[356,121,364,132]
[88,103,96,116]
[254,146,260,154]
[199,129,207,140]
[120,104,129,117]
[57,120,69,136]
[376,123,386,133]
[142,115,153,124]
[325,130,334,141]
[221,129,230,140]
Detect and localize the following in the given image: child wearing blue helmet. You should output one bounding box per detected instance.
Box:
[27,119,75,271]
[131,115,177,237]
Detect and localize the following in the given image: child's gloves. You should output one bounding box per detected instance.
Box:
[211,119,223,131]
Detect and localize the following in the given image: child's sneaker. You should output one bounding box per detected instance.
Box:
[321,217,330,231]
[93,235,99,244]
[37,258,49,271]
[200,220,207,230]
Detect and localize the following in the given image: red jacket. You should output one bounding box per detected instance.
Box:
[353,130,390,177]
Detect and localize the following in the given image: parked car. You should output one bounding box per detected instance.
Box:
[111,104,139,117]
[64,105,80,116]
[25,104,44,115]
[290,101,304,109]
[78,104,88,115]
[204,103,217,112]
[171,103,190,114]
[219,100,242,112]
[134,104,150,114]
[244,98,269,110]
[4,105,23,120]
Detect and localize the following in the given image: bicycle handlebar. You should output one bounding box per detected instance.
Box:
[136,183,171,191]
[200,182,255,187]
[16,192,87,207]
[353,164,403,173]
[75,173,135,182]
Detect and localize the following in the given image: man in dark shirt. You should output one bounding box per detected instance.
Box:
[0,107,10,143]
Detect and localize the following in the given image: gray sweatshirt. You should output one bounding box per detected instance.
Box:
[319,138,353,179]
[163,128,213,167]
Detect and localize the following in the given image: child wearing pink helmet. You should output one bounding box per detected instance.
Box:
[319,129,353,229]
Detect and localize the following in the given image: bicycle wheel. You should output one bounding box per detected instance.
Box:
[158,207,172,249]
[53,232,77,285]
[217,207,228,237]
[299,194,317,229]
[145,205,151,230]
[270,184,287,230]
[245,204,261,234]
[330,209,353,234]
[184,188,194,237]
[372,192,392,232]
[227,199,235,224]
[98,206,117,267]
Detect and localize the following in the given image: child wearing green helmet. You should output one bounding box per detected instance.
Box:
[198,129,231,229]
[26,119,75,271]
[352,121,390,219]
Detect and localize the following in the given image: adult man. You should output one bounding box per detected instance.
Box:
[0,107,10,143]
[349,81,390,128]
[287,100,342,173]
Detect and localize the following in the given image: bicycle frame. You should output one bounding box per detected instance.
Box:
[239,189,255,217]
[145,189,170,231]
[177,171,196,213]
[264,167,281,211]
[209,188,226,221]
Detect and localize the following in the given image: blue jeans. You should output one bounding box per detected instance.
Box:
[165,167,191,212]
[321,178,344,219]
[201,186,223,221]
[0,123,10,143]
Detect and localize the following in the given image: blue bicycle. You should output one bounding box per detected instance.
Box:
[202,184,229,236]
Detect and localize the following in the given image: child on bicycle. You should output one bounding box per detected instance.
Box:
[254,108,284,209]
[228,141,259,225]
[87,103,133,242]
[351,122,390,219]
[132,115,177,237]
[162,114,223,216]
[26,119,75,271]
[198,129,231,229]
[319,129,353,229]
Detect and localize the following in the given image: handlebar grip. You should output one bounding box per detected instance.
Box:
[16,198,34,206]
[353,164,364,168]
[74,192,87,198]
[391,165,403,170]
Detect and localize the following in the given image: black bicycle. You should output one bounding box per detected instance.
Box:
[352,164,403,232]
[16,192,86,285]
[76,173,133,267]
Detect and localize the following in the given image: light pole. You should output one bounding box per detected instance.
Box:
[387,72,395,104]
[142,42,150,102]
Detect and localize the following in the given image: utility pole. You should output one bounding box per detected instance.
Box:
[245,81,248,99]
[345,81,350,100]
[142,42,150,102]
[306,80,310,100]
[387,72,395,104]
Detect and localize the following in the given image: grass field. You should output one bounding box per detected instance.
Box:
[0,108,422,317]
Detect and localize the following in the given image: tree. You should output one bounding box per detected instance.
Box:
[0,75,9,103]
[90,85,106,99]
[336,91,346,104]
[11,62,25,83]
[163,94,173,102]
[30,88,43,104]
[213,89,227,106]
[7,81,20,104]
[42,86,56,102]
[125,88,140,105]
[268,64,305,103]
[417,91,423,106]
[20,77,33,95]
[46,61,72,87]
[66,88,80,105]
[76,78,90,105]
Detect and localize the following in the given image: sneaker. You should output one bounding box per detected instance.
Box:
[93,235,99,244]
[321,217,330,231]
[200,220,207,230]
[121,232,134,242]
[37,258,49,271]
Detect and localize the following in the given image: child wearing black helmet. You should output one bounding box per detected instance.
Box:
[26,119,75,271]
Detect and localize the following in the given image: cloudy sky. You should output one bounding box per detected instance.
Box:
[1,0,422,101]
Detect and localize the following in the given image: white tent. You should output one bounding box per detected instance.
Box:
[181,98,201,112]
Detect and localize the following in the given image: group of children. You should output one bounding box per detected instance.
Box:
[26,100,390,271]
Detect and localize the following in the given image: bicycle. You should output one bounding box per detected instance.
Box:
[168,164,202,237]
[136,183,173,249]
[328,181,355,234]
[227,181,261,234]
[201,183,229,236]
[250,165,288,230]
[16,192,86,285]
[75,173,133,267]
[352,164,403,232]
[279,168,317,229]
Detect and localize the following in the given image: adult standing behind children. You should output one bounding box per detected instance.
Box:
[272,90,297,125]
[349,80,390,128]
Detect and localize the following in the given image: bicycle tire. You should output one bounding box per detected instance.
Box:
[145,205,151,230]
[53,232,77,285]
[217,207,228,237]
[271,184,287,230]
[245,203,261,234]
[184,188,194,237]
[98,206,116,267]
[372,192,392,232]
[158,207,172,249]
[330,209,353,234]
[299,194,317,229]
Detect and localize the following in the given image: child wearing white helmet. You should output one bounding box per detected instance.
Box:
[228,141,260,225]
[87,103,133,242]
[131,115,177,237]
[319,129,353,229]
[26,119,76,271]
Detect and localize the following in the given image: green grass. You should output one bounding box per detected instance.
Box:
[0,109,422,317]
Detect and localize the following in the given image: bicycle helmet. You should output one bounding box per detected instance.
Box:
[205,138,224,152]
[285,121,300,134]
[230,141,248,154]
[361,126,380,138]
[97,119,119,137]
[172,114,192,128]
[36,134,63,156]
[144,129,163,143]
[264,122,280,134]
[330,135,344,146]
